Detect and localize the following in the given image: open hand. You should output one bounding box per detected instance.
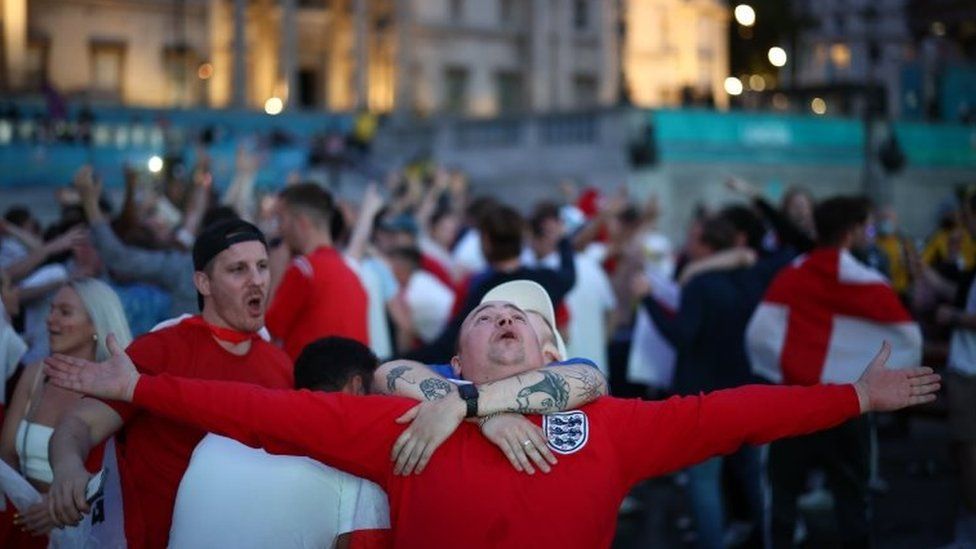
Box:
[480,413,556,474]
[44,334,140,402]
[390,396,465,475]
[853,342,941,413]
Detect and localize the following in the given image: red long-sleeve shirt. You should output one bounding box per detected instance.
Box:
[132,377,860,549]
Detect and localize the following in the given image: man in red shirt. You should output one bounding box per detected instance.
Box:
[46,219,293,548]
[45,283,940,548]
[266,183,369,359]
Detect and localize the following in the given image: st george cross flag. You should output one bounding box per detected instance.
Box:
[746,248,922,385]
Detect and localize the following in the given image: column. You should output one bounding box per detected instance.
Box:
[280,0,298,108]
[353,0,368,109]
[393,0,413,116]
[2,0,27,90]
[232,0,248,108]
[597,0,620,106]
[529,0,551,111]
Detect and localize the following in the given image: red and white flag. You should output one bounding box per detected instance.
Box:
[746,248,922,385]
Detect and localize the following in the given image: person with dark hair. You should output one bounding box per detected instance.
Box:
[266,182,369,360]
[45,218,293,548]
[294,336,378,393]
[44,281,939,549]
[633,213,768,548]
[403,203,575,364]
[168,336,390,548]
[747,194,923,548]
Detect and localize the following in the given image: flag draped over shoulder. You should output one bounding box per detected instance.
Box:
[746,247,922,385]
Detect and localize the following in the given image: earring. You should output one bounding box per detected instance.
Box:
[92,334,98,342]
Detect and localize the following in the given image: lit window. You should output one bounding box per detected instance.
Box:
[829,43,851,69]
[90,41,125,99]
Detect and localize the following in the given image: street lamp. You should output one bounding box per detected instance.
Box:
[768,47,788,67]
[147,155,164,174]
[734,5,756,27]
[264,97,284,115]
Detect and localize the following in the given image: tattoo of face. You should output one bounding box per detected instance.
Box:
[419,378,453,401]
[386,365,413,393]
[514,370,570,413]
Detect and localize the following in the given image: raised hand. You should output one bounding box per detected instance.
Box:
[479,413,556,474]
[44,334,140,402]
[44,225,88,256]
[390,396,465,475]
[853,341,941,413]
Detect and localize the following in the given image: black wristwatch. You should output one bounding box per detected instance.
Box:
[457,383,479,418]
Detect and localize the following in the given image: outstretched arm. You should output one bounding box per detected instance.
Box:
[44,336,413,485]
[613,342,940,484]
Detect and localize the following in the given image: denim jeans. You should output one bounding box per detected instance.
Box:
[687,446,764,549]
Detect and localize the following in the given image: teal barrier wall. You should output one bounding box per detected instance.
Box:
[648,109,976,168]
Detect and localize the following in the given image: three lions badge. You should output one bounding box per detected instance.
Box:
[543,411,589,455]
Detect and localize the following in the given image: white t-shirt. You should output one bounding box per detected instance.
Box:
[357,256,399,361]
[169,434,390,549]
[949,282,976,376]
[452,228,485,276]
[565,252,616,375]
[403,270,455,343]
[520,246,615,372]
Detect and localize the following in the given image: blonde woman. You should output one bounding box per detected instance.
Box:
[0,278,131,542]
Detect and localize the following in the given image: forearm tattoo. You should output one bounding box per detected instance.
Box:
[562,367,607,402]
[385,365,413,393]
[513,371,571,413]
[419,378,453,401]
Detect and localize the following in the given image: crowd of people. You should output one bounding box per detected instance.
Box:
[0,150,956,548]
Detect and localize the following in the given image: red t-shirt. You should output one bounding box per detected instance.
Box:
[266,246,369,360]
[132,377,859,548]
[107,319,292,549]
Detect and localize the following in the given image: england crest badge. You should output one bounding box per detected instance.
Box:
[543,410,589,455]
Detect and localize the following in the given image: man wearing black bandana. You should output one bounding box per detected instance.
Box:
[45,218,294,549]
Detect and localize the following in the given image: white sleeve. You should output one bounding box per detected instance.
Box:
[339,478,391,534]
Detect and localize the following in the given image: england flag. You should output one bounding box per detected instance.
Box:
[746,248,922,385]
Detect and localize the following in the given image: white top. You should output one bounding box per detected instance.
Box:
[949,282,976,376]
[403,270,455,343]
[15,420,54,484]
[169,434,390,549]
[452,229,485,276]
[565,253,616,375]
[359,257,398,360]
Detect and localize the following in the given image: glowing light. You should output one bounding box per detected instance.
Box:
[811,97,827,115]
[724,77,744,96]
[748,74,766,91]
[264,97,283,115]
[734,5,756,27]
[197,63,214,80]
[768,46,788,67]
[148,155,164,173]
